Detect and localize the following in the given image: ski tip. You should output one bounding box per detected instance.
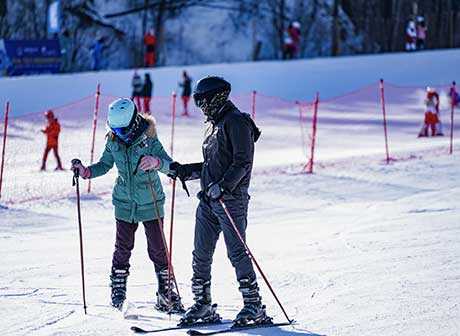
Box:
[131,326,147,333]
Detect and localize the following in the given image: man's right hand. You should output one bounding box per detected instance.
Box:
[169,161,187,180]
[71,159,91,179]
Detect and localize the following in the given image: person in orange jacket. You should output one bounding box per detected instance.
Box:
[41,110,64,171]
[144,29,156,67]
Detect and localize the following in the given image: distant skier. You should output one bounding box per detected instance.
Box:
[143,73,153,114]
[41,110,63,171]
[169,76,270,327]
[405,20,417,51]
[59,30,72,72]
[131,71,143,112]
[416,16,427,50]
[90,37,105,71]
[283,22,301,59]
[449,83,459,107]
[71,98,183,312]
[179,70,192,116]
[144,29,156,67]
[419,87,443,137]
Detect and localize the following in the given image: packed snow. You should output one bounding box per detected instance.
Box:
[0,51,459,336]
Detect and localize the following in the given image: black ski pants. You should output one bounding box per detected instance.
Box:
[112,218,168,273]
[192,197,257,282]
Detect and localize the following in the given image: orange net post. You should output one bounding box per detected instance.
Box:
[0,101,10,200]
[87,83,101,194]
[450,81,456,155]
[380,79,391,164]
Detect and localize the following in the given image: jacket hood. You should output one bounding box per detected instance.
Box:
[142,113,157,138]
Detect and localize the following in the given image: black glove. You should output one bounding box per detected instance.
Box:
[168,162,181,179]
[169,161,196,180]
[206,182,223,201]
[169,162,191,197]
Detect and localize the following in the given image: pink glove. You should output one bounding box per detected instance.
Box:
[139,155,161,171]
[71,161,91,179]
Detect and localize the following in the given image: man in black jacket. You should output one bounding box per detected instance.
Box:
[170,76,268,326]
[179,70,192,116]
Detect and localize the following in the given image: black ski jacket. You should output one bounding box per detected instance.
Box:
[183,101,261,199]
[180,76,192,97]
[143,78,153,97]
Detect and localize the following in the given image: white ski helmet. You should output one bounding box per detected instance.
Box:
[108,98,136,129]
[292,21,301,29]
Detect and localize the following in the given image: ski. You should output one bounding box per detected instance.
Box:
[131,320,230,334]
[187,321,295,336]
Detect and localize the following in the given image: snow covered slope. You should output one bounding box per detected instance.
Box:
[0,51,459,336]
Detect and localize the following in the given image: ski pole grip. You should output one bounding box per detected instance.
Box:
[71,159,82,179]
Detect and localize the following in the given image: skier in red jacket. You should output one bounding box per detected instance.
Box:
[419,87,443,137]
[144,29,156,67]
[41,110,64,171]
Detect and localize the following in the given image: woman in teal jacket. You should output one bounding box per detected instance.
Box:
[72,98,183,312]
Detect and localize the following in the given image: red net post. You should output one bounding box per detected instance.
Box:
[379,79,391,164]
[251,90,257,119]
[306,93,319,174]
[0,101,10,200]
[450,81,456,155]
[168,91,178,301]
[87,83,101,194]
[170,91,177,157]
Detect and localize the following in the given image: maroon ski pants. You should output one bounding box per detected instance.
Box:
[112,218,168,272]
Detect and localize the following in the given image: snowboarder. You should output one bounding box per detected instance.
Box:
[71,98,183,312]
[144,29,156,67]
[419,87,443,137]
[179,70,192,116]
[416,16,427,50]
[143,73,153,114]
[131,71,144,112]
[169,76,269,326]
[405,20,417,51]
[41,110,63,171]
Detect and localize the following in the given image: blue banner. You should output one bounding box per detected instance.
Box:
[2,39,62,76]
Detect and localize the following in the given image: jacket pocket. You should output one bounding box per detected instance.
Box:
[135,181,165,206]
[112,197,131,209]
[113,176,129,200]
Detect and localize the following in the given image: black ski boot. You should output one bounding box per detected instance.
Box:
[233,278,272,326]
[179,278,221,326]
[155,269,185,314]
[110,266,129,310]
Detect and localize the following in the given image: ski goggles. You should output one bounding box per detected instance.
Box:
[111,114,146,145]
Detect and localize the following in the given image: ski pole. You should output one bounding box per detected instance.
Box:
[146,171,182,306]
[168,178,177,309]
[71,159,88,315]
[218,199,293,324]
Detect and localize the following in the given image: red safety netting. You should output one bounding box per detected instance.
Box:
[0,91,179,204]
[0,80,457,205]
[313,81,457,171]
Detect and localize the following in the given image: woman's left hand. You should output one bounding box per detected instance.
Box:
[139,155,161,171]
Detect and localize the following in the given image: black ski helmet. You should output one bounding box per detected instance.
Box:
[193,76,231,118]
